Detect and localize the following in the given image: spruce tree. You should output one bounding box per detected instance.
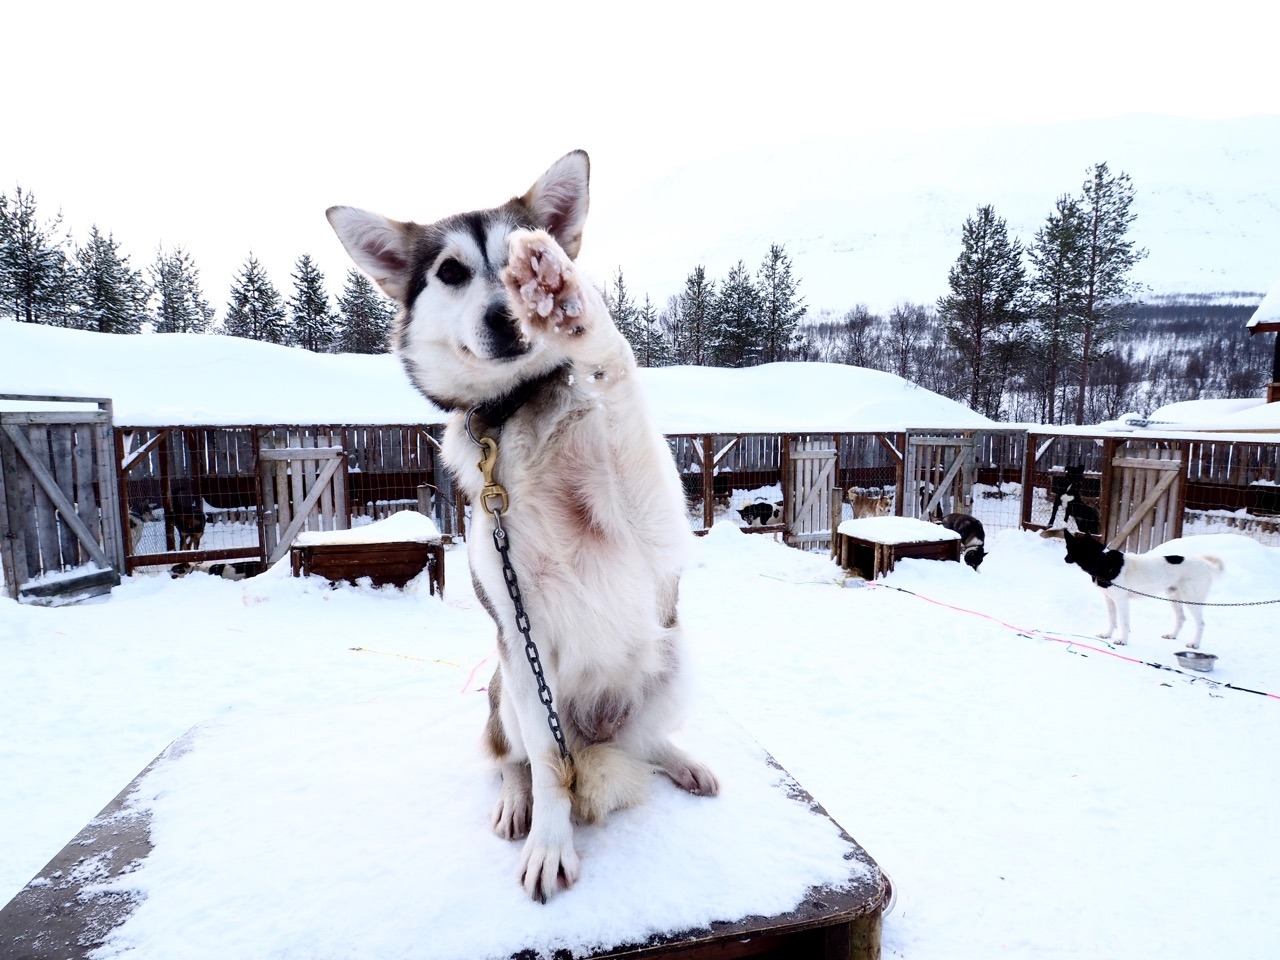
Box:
[672,266,716,365]
[936,205,1026,417]
[149,246,214,333]
[606,267,641,352]
[1027,194,1088,424]
[288,254,337,352]
[73,225,148,333]
[756,244,806,362]
[632,294,671,367]
[336,268,393,353]
[714,260,763,367]
[223,254,287,342]
[0,187,75,326]
[1073,162,1147,424]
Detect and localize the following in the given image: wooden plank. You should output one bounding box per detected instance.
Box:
[0,434,18,598]
[48,424,79,568]
[258,446,345,460]
[74,424,99,561]
[97,422,127,574]
[27,425,63,573]
[0,410,111,426]
[1,426,36,586]
[1,424,113,572]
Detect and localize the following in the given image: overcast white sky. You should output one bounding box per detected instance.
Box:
[6,0,1278,315]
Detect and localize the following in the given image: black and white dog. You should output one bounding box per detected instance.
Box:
[737,498,782,527]
[1063,532,1224,648]
[1048,465,1101,535]
[938,513,986,571]
[328,151,717,902]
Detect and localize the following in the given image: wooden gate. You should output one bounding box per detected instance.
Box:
[785,438,836,551]
[1103,442,1185,552]
[259,435,350,565]
[0,395,126,603]
[904,435,974,519]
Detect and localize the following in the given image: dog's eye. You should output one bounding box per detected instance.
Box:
[435,258,471,287]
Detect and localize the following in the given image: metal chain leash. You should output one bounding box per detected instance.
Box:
[1108,583,1280,607]
[490,505,570,761]
[468,411,570,763]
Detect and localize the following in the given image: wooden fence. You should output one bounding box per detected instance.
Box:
[1023,431,1280,548]
[0,396,127,602]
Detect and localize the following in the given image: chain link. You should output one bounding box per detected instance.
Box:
[1109,583,1280,607]
[491,507,571,761]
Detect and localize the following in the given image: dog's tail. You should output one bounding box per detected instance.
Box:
[1200,554,1225,578]
[570,743,653,824]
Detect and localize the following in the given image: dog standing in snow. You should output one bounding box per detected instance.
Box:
[327,151,717,902]
[938,513,986,571]
[1063,532,1224,649]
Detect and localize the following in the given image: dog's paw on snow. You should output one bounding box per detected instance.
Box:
[502,229,586,336]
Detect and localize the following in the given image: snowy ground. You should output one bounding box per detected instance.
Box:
[3,524,1278,959]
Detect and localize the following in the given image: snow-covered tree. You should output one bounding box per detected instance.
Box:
[632,294,671,367]
[713,260,763,367]
[288,254,337,352]
[223,254,287,343]
[1072,162,1147,424]
[605,267,642,352]
[666,266,716,366]
[936,205,1027,418]
[149,246,214,334]
[336,268,393,354]
[72,225,148,333]
[0,187,75,326]
[756,244,806,362]
[1027,194,1088,424]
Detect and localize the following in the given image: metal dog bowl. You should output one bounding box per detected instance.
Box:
[1175,651,1218,672]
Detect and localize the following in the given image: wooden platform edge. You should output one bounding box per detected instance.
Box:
[0,737,189,958]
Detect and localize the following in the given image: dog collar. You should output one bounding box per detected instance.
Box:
[466,362,571,436]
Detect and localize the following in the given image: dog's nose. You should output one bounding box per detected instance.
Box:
[483,302,526,359]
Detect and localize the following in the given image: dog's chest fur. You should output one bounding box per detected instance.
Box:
[442,370,685,711]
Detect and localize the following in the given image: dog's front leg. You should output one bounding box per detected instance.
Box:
[1098,591,1118,640]
[1113,594,1131,645]
[501,655,580,901]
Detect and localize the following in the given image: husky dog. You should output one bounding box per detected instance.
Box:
[849,488,892,519]
[327,151,717,902]
[166,482,205,552]
[938,513,986,571]
[1063,532,1224,648]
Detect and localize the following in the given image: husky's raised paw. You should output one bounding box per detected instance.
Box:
[503,229,586,337]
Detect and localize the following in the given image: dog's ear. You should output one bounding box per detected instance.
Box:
[522,150,590,259]
[326,206,417,304]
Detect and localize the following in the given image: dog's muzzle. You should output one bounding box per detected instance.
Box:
[483,302,528,361]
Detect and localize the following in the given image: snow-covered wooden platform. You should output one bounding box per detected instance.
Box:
[836,516,961,579]
[0,701,888,959]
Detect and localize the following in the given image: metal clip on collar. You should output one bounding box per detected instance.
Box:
[476,437,509,517]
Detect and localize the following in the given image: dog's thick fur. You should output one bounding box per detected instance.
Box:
[848,488,891,519]
[938,513,986,571]
[327,151,717,902]
[1063,532,1225,648]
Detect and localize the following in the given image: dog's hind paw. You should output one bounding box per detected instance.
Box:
[503,230,586,337]
[491,792,532,841]
[662,756,720,797]
[519,838,581,903]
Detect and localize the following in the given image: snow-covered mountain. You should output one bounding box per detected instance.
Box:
[580,115,1278,314]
